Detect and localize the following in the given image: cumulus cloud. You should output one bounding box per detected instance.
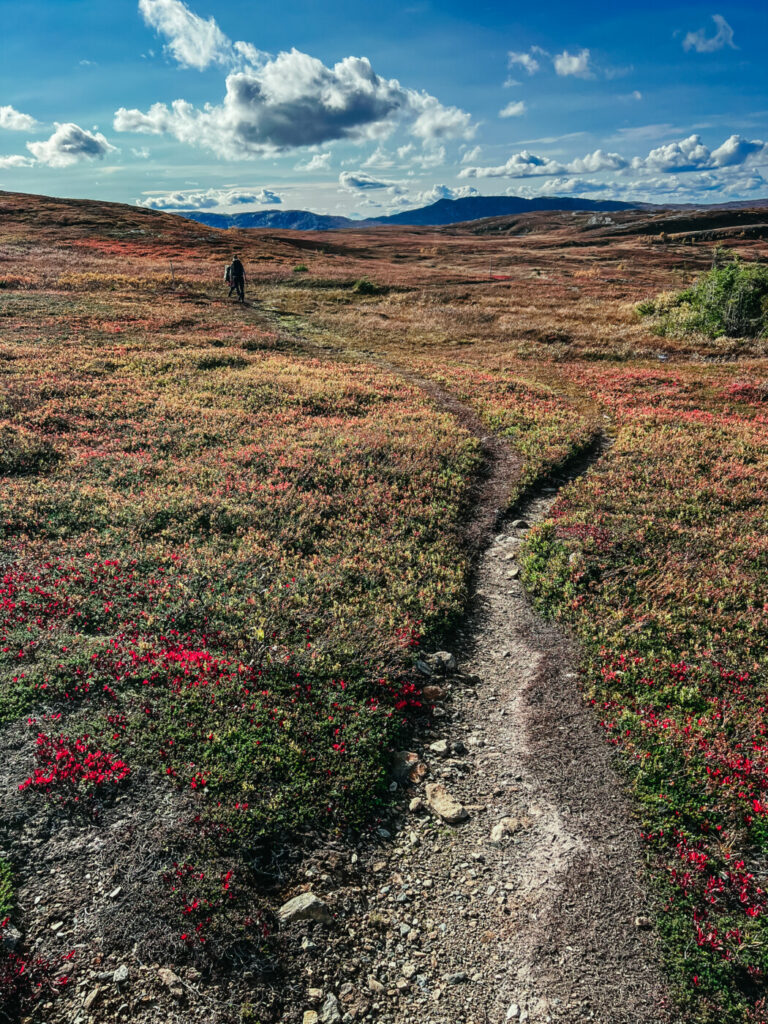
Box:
[26,123,116,167]
[461,133,767,182]
[410,96,475,142]
[295,151,332,171]
[568,149,627,173]
[119,0,475,157]
[553,48,593,77]
[0,105,39,131]
[633,133,767,173]
[361,147,395,169]
[683,14,736,53]
[512,177,610,197]
[139,0,233,69]
[507,51,540,75]
[460,150,564,179]
[417,183,479,204]
[137,186,282,209]
[499,101,526,118]
[461,145,482,164]
[0,154,36,168]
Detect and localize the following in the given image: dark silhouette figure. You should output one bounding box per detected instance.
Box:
[225,256,246,302]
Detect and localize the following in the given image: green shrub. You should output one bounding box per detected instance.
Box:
[638,254,768,339]
[352,277,387,296]
[0,427,60,476]
[292,264,308,273]
[0,859,12,919]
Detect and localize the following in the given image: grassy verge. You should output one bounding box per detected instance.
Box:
[520,362,768,1023]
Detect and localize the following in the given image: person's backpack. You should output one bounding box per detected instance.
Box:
[231,258,244,278]
[224,264,231,283]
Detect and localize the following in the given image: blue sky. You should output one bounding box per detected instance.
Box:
[1,0,766,215]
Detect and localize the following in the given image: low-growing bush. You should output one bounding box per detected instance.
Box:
[638,254,768,339]
[0,426,59,476]
[352,277,387,296]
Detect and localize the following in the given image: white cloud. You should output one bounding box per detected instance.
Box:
[568,149,627,173]
[683,14,736,54]
[553,48,593,77]
[131,146,151,158]
[462,133,768,183]
[416,183,479,204]
[139,0,232,69]
[460,150,564,179]
[0,105,39,132]
[512,177,610,197]
[120,1,475,156]
[507,51,540,75]
[295,151,332,171]
[636,133,717,172]
[26,123,116,167]
[710,134,766,167]
[632,91,642,101]
[339,170,400,191]
[461,145,482,164]
[137,186,282,209]
[416,145,446,169]
[409,95,475,142]
[499,101,526,118]
[361,147,395,169]
[0,154,36,168]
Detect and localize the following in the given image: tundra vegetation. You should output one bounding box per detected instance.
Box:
[0,191,767,1023]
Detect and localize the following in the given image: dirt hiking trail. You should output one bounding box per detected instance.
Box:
[263,317,670,1024]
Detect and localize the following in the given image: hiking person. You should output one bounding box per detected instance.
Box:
[226,255,246,302]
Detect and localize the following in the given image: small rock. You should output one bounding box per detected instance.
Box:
[511,519,529,530]
[401,963,417,979]
[489,818,520,844]
[83,987,101,1012]
[301,936,316,950]
[321,993,342,1024]
[508,566,520,580]
[396,978,410,991]
[308,988,323,1004]
[422,685,446,702]
[278,892,332,925]
[425,783,468,824]
[108,886,122,899]
[158,967,184,999]
[428,740,449,758]
[415,659,433,676]
[427,651,456,673]
[50,921,64,932]
[368,976,385,994]
[303,1013,319,1024]
[409,831,420,847]
[445,971,468,985]
[113,965,130,986]
[506,1004,520,1019]
[1,924,21,951]
[409,797,425,813]
[635,915,653,930]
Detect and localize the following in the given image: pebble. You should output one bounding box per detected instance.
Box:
[320,992,342,1023]
[113,965,130,986]
[278,892,332,925]
[425,783,469,824]
[429,739,450,757]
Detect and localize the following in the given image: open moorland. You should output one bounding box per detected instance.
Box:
[1,190,767,1024]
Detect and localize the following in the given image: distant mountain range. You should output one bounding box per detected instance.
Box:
[178,195,647,232]
[177,193,768,233]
